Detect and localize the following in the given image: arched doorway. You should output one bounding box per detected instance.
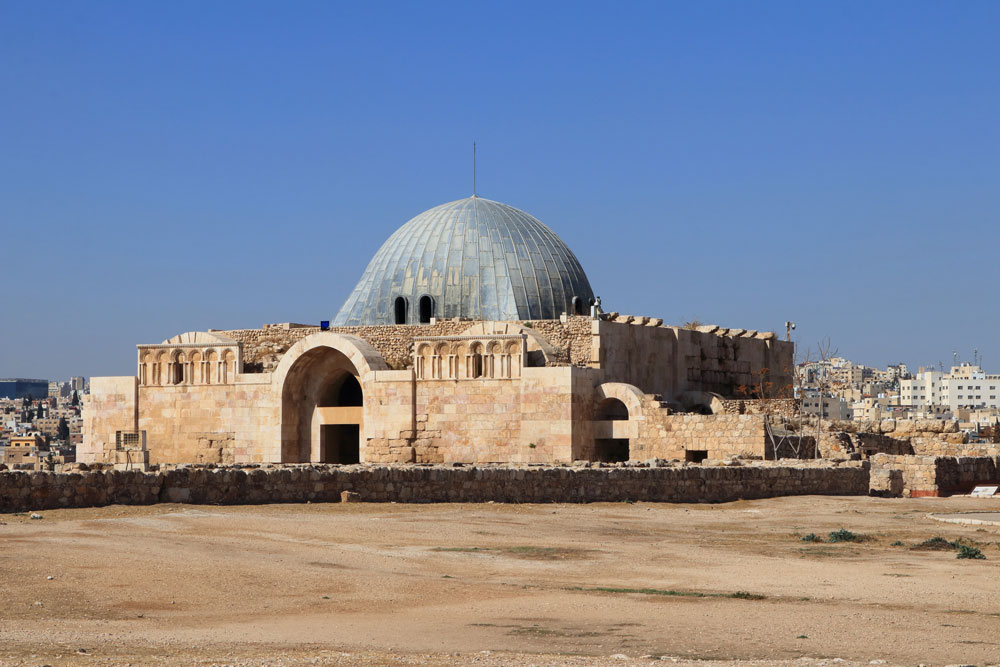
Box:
[594,397,630,462]
[279,346,365,463]
[317,373,362,464]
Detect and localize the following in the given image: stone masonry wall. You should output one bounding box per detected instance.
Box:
[218,322,475,372]
[815,418,1000,461]
[634,414,769,461]
[0,461,869,512]
[595,319,794,402]
[720,399,798,418]
[80,376,137,463]
[524,317,594,366]
[217,317,597,373]
[869,454,1000,498]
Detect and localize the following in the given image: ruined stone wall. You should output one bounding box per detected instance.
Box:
[817,419,994,460]
[595,319,794,402]
[817,431,913,459]
[869,454,1000,497]
[524,316,595,366]
[217,318,597,373]
[0,461,870,512]
[719,399,798,418]
[218,322,477,372]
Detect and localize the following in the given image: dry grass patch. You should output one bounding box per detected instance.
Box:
[431,545,594,560]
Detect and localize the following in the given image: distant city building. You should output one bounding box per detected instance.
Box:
[0,378,49,400]
[900,363,1000,411]
[70,376,86,392]
[3,434,46,466]
[799,391,852,420]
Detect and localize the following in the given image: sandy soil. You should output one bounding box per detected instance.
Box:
[2,495,1000,666]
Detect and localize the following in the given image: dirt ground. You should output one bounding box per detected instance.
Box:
[2,495,1000,666]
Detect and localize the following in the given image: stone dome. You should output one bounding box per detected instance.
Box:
[333,196,595,325]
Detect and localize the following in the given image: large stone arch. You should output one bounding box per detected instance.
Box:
[678,390,725,415]
[274,333,389,463]
[589,382,645,463]
[594,382,645,420]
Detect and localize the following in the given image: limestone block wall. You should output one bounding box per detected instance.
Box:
[363,370,415,463]
[80,376,138,464]
[0,461,870,512]
[408,377,525,464]
[136,377,278,465]
[520,366,587,463]
[911,441,998,457]
[594,320,794,402]
[869,454,1000,497]
[633,413,769,460]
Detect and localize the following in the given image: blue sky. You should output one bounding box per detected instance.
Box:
[1,1,998,380]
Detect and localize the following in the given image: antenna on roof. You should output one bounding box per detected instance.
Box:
[473,141,477,197]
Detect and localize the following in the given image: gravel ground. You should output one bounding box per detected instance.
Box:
[2,496,1000,666]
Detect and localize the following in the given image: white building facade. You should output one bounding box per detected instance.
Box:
[899,364,1000,412]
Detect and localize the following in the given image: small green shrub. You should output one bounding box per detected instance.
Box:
[891,540,904,546]
[801,533,822,543]
[730,591,766,600]
[828,528,861,543]
[957,545,986,560]
[913,536,958,551]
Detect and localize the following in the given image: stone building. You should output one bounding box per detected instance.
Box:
[82,196,793,467]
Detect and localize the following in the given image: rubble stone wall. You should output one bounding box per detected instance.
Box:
[0,461,869,512]
[719,399,798,418]
[816,419,994,460]
[217,317,598,373]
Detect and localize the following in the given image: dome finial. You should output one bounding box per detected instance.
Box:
[472,141,477,197]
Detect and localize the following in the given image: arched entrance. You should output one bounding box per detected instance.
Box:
[594,397,630,462]
[274,333,389,464]
[588,382,645,463]
[317,372,363,464]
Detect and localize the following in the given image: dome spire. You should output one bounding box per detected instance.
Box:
[472,141,477,198]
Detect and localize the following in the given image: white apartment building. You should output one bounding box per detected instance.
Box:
[799,392,852,420]
[899,364,1000,411]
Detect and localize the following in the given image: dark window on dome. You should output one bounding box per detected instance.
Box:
[418,295,433,323]
[393,297,407,324]
[572,297,585,316]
